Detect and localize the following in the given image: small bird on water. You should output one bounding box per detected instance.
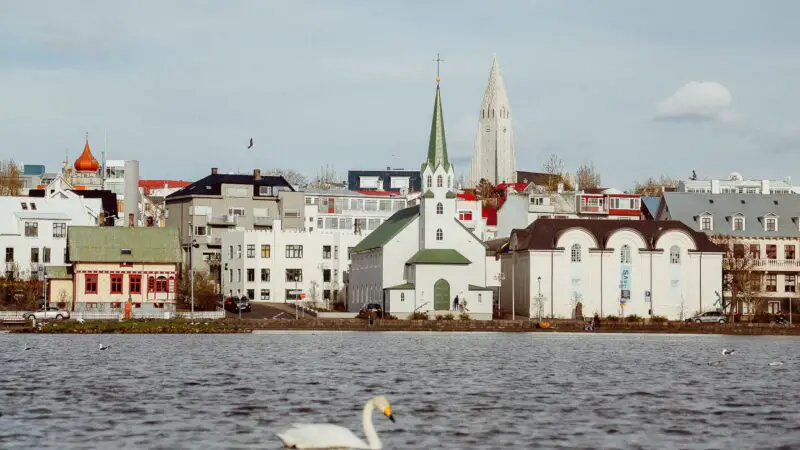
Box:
[722,349,735,356]
[768,361,783,366]
[99,344,111,351]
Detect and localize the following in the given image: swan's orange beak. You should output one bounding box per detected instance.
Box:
[384,406,395,422]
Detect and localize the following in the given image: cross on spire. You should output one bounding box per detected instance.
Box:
[433,53,444,83]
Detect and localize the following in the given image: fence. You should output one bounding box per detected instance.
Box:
[175,310,226,320]
[0,311,24,319]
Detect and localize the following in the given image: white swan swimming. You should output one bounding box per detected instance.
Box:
[276,395,394,449]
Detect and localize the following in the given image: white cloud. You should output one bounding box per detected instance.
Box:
[654,81,735,122]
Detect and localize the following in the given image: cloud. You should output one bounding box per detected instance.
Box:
[653,81,735,122]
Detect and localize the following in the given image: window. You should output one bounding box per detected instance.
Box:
[323,289,331,300]
[323,269,331,282]
[400,292,405,302]
[247,245,255,258]
[436,228,443,240]
[426,175,432,188]
[247,268,255,282]
[260,268,270,282]
[261,244,271,258]
[24,222,38,237]
[237,269,241,282]
[323,245,332,259]
[155,276,169,293]
[111,274,123,294]
[246,289,254,300]
[571,244,581,263]
[700,216,712,231]
[669,245,681,264]
[786,275,796,293]
[766,274,777,292]
[749,244,760,259]
[260,289,271,300]
[286,269,302,282]
[129,275,142,294]
[229,246,234,259]
[459,211,473,221]
[236,245,242,259]
[85,274,98,294]
[733,216,744,231]
[42,247,51,264]
[286,245,303,258]
[5,248,12,263]
[436,175,443,187]
[195,226,207,236]
[531,197,544,206]
[348,246,354,259]
[30,248,39,263]
[286,289,302,301]
[766,244,777,260]
[228,207,246,217]
[785,245,795,260]
[436,202,443,214]
[620,245,631,264]
[334,246,339,259]
[149,276,156,292]
[20,202,28,210]
[766,217,777,231]
[53,223,66,238]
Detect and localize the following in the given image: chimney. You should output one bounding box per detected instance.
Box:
[761,179,770,195]
[211,167,218,175]
[710,179,720,194]
[253,169,262,181]
[128,213,134,227]
[99,211,105,226]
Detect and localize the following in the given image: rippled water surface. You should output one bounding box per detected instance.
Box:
[1,332,799,449]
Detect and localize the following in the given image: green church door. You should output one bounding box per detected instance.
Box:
[434,279,450,311]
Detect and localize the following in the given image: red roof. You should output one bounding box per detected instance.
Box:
[482,205,498,226]
[74,140,100,172]
[457,193,477,201]
[139,180,191,195]
[496,182,529,193]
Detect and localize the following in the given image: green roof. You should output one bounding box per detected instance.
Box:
[422,190,435,198]
[406,249,471,265]
[468,284,491,291]
[352,206,420,252]
[423,83,450,172]
[385,282,415,290]
[45,265,72,279]
[446,191,456,198]
[68,226,182,263]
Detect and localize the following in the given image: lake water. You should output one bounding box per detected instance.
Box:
[0,332,798,449]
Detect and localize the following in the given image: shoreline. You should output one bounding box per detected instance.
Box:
[4,318,799,336]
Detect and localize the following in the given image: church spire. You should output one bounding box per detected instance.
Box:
[424,76,450,172]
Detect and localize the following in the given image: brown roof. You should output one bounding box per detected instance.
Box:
[485,237,509,256]
[510,218,722,253]
[515,170,561,186]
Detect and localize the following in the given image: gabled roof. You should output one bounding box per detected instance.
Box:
[406,249,471,265]
[352,205,420,252]
[68,226,182,263]
[640,196,661,218]
[166,173,293,199]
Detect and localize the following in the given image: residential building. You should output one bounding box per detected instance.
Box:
[20,164,46,195]
[676,172,796,195]
[499,218,723,320]
[347,169,421,193]
[349,78,493,320]
[139,180,192,227]
[655,192,800,316]
[0,196,100,280]
[66,226,181,313]
[165,168,302,273]
[469,56,516,186]
[28,173,118,226]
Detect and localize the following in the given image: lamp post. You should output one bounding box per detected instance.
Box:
[494,272,506,318]
[537,276,542,321]
[188,221,197,321]
[512,250,516,321]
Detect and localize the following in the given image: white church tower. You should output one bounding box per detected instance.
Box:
[468,56,517,186]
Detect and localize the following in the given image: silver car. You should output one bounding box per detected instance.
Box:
[687,311,726,324]
[23,306,70,321]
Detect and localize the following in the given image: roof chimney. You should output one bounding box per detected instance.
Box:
[254,169,262,181]
[211,167,218,175]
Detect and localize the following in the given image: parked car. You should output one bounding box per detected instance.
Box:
[223,296,250,313]
[360,303,383,317]
[238,296,251,312]
[22,306,70,321]
[686,311,726,324]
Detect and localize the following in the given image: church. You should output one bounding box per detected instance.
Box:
[348,76,493,320]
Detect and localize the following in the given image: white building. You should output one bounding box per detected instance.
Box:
[349,79,494,319]
[500,218,723,320]
[677,172,796,195]
[0,196,100,279]
[469,56,516,186]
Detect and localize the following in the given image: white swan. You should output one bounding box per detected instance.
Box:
[276,395,394,449]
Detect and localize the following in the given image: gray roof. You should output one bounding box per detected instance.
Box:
[660,192,800,237]
[641,196,661,216]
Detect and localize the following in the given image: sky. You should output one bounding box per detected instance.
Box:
[1,0,800,190]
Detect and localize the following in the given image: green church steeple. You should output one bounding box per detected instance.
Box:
[423,81,451,172]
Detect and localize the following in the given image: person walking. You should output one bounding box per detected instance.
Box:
[453,296,459,312]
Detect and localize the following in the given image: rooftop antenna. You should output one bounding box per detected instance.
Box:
[102,128,107,180]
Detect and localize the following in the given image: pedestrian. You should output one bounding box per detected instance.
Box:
[593,313,601,329]
[453,296,459,312]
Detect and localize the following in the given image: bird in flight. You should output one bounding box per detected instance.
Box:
[247,138,254,149]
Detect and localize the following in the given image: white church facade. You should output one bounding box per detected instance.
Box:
[469,56,517,186]
[348,78,493,320]
[499,219,724,321]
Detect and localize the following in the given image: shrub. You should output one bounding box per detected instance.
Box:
[605,315,620,322]
[459,313,471,321]
[435,313,454,321]
[626,314,644,323]
[649,315,669,323]
[409,311,429,320]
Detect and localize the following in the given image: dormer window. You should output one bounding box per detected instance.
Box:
[732,216,745,231]
[766,217,778,232]
[700,215,713,231]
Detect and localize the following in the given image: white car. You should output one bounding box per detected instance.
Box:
[23,306,70,321]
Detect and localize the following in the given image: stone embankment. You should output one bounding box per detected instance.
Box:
[5,318,800,335]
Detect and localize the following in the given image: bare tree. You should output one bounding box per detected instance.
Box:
[310,164,340,190]
[575,162,601,190]
[632,175,677,196]
[177,268,222,311]
[541,153,564,192]
[710,234,761,320]
[266,168,309,187]
[0,159,23,196]
[475,178,500,208]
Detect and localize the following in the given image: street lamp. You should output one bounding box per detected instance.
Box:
[537,276,542,321]
[494,272,506,319]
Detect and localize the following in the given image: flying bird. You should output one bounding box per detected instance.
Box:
[247,138,254,149]
[721,349,735,356]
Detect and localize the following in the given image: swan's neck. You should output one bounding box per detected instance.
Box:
[362,400,381,449]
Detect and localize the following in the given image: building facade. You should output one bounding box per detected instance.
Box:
[469,56,516,186]
[500,219,723,320]
[347,169,421,193]
[676,173,796,195]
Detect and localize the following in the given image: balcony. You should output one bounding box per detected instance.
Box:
[750,259,800,270]
[578,204,608,214]
[205,236,222,246]
[254,216,274,227]
[208,214,239,226]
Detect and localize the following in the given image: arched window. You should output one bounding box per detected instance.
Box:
[478,293,483,303]
[436,202,443,215]
[670,245,681,264]
[426,175,432,188]
[447,176,451,188]
[155,276,168,293]
[620,245,632,264]
[436,228,443,241]
[437,175,443,187]
[571,244,582,263]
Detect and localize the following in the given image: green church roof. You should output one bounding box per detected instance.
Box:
[352,206,420,252]
[406,249,471,265]
[423,83,450,172]
[68,226,182,263]
[385,282,415,290]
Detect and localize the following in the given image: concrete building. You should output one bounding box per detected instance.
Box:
[500,219,723,321]
[676,172,796,195]
[347,169,421,193]
[0,196,100,280]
